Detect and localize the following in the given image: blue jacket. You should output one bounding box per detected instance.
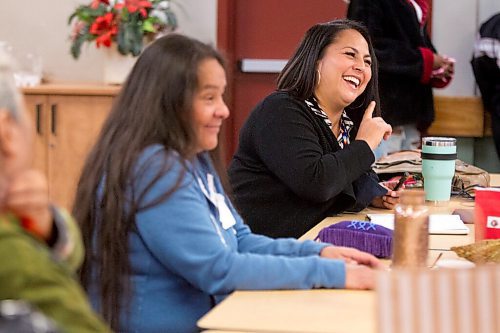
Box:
[92,145,346,333]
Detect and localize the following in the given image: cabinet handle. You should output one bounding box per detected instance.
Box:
[35,104,43,135]
[50,104,57,136]
[239,59,288,73]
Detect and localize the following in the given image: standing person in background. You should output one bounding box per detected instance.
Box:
[0,51,110,332]
[73,33,383,333]
[471,13,500,160]
[347,0,454,158]
[229,20,399,239]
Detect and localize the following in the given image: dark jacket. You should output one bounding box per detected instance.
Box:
[228,92,385,238]
[471,13,500,115]
[471,13,500,157]
[347,0,441,129]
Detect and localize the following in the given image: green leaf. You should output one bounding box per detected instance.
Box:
[70,31,88,59]
[68,12,77,25]
[142,19,155,33]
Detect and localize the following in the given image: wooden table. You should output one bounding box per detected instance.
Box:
[301,199,475,251]
[198,175,499,333]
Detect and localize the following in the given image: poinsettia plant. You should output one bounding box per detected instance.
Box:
[69,0,177,59]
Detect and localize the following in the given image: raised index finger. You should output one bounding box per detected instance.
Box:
[362,101,376,120]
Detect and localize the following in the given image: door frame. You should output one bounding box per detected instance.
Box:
[217,0,237,162]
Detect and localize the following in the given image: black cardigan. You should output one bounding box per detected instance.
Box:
[471,13,500,156]
[471,13,500,114]
[228,92,385,238]
[347,0,437,129]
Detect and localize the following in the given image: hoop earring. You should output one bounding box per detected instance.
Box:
[316,70,322,86]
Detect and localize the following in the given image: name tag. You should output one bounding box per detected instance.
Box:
[215,193,236,230]
[199,173,236,230]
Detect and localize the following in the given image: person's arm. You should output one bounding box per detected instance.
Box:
[4,170,84,272]
[48,207,84,272]
[471,55,499,111]
[235,219,381,269]
[134,152,351,293]
[423,27,454,88]
[0,232,111,332]
[221,162,381,267]
[233,213,329,256]
[250,97,374,203]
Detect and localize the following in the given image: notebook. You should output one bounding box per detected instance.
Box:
[366,213,469,235]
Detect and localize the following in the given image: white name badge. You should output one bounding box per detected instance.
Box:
[215,193,236,230]
[198,174,236,230]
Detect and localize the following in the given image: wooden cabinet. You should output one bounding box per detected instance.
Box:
[23,84,120,210]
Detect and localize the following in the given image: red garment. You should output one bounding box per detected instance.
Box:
[412,0,429,25]
[418,47,434,84]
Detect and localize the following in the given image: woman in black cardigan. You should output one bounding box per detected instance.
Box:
[347,0,454,158]
[229,20,398,238]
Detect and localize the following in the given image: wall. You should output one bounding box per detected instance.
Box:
[432,0,500,172]
[432,0,500,96]
[0,0,217,82]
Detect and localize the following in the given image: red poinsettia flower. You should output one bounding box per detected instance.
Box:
[90,0,110,10]
[89,12,118,48]
[68,0,177,59]
[115,0,152,18]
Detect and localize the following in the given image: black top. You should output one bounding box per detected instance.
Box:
[471,13,500,113]
[471,13,500,156]
[347,0,437,129]
[228,92,385,238]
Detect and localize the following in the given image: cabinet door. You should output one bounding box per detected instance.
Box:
[47,95,113,210]
[24,94,49,175]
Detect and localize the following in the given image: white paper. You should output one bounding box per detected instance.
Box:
[366,214,469,235]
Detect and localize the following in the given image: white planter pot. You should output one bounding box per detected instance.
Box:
[103,48,138,85]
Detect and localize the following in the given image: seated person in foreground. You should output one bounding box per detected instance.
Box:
[73,34,383,333]
[0,52,110,332]
[229,20,400,239]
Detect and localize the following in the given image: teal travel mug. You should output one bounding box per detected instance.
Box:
[421,137,457,201]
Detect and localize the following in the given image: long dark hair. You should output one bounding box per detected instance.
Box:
[277,19,380,125]
[73,34,225,331]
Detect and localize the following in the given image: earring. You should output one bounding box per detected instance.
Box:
[316,70,321,85]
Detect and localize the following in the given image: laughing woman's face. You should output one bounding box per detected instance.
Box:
[315,29,372,112]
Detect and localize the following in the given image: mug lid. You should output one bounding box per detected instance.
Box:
[422,137,456,147]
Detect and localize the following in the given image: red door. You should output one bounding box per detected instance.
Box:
[218,0,348,162]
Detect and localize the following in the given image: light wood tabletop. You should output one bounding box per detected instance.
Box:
[198,175,499,333]
[300,197,476,250]
[199,289,375,333]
